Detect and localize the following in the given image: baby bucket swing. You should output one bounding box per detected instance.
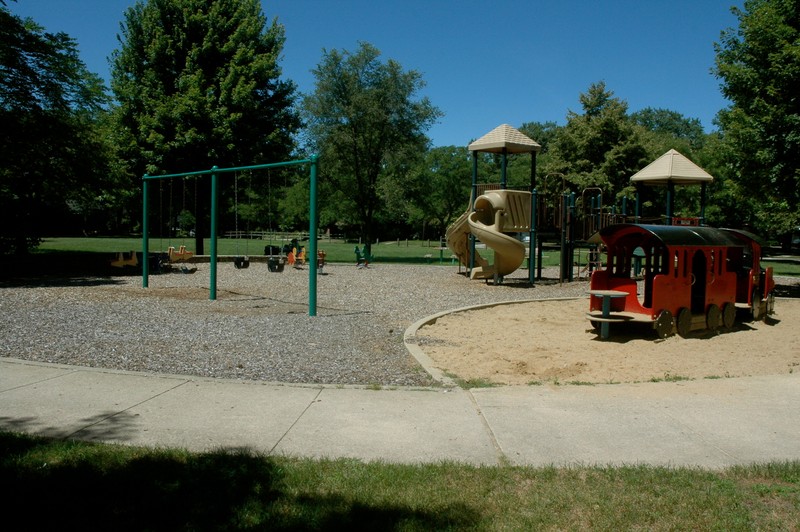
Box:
[233,171,250,269]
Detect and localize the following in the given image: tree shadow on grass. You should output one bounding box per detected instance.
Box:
[0,431,481,530]
[0,251,128,286]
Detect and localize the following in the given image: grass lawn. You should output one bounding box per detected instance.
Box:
[2,431,798,529]
[33,236,564,268]
[33,237,800,275]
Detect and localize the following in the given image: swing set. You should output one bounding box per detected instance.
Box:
[141,156,320,316]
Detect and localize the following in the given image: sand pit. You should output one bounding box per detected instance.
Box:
[413,297,800,386]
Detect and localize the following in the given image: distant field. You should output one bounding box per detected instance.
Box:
[32,237,799,275]
[35,237,563,268]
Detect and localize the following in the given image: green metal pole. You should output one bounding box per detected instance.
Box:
[528,150,537,285]
[666,181,674,225]
[469,151,478,274]
[308,155,318,317]
[210,167,219,300]
[529,190,537,285]
[142,176,149,287]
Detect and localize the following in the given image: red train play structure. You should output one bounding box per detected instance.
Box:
[587,224,776,338]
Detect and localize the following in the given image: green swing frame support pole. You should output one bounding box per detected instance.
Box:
[209,167,219,300]
[142,176,150,287]
[142,156,319,316]
[308,155,319,316]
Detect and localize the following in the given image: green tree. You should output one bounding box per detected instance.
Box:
[550,82,648,198]
[111,0,299,253]
[402,146,473,238]
[714,0,800,240]
[302,42,442,251]
[630,107,705,150]
[0,6,111,255]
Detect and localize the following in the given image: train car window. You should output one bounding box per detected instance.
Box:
[658,246,668,274]
[683,250,688,278]
[674,250,679,278]
[727,247,742,273]
[623,247,631,277]
[743,245,753,269]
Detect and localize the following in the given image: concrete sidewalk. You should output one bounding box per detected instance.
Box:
[1,357,798,468]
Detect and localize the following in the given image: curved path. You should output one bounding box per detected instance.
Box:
[2,357,798,467]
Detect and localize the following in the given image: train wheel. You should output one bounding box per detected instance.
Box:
[654,310,673,339]
[751,289,762,321]
[722,302,736,329]
[706,304,720,332]
[676,307,692,338]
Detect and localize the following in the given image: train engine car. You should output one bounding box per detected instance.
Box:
[587,224,775,338]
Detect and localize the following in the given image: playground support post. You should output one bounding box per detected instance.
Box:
[699,182,706,226]
[560,192,576,283]
[209,167,219,300]
[308,155,318,316]
[666,181,675,225]
[142,177,150,287]
[529,190,537,285]
[469,151,478,274]
[528,147,537,285]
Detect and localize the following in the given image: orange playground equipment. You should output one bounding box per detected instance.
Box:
[168,245,194,262]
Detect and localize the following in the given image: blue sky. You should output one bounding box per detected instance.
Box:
[8,0,741,147]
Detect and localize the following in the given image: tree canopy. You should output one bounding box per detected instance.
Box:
[549,82,648,197]
[0,5,110,254]
[714,0,800,237]
[111,0,299,252]
[302,42,442,248]
[7,1,799,252]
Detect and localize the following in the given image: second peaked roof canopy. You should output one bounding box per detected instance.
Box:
[630,149,714,185]
[468,124,542,154]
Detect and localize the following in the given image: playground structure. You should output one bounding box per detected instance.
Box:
[587,223,775,339]
[447,189,531,281]
[447,138,726,285]
[446,124,541,284]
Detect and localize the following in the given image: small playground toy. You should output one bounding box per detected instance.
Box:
[317,250,327,273]
[168,245,193,262]
[166,245,197,273]
[586,223,775,339]
[354,245,372,268]
[110,250,138,268]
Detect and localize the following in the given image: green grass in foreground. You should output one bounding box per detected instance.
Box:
[2,431,798,530]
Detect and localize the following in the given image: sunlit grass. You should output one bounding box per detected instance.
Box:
[2,431,798,530]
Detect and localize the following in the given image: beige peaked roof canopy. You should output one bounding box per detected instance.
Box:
[468,123,542,154]
[630,149,714,185]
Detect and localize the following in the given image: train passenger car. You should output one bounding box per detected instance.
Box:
[587,224,775,338]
